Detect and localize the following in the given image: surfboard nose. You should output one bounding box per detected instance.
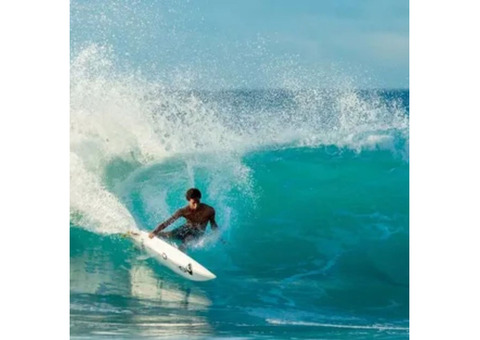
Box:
[192,272,216,281]
[188,264,216,281]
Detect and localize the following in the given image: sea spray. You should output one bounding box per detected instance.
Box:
[70,44,408,237]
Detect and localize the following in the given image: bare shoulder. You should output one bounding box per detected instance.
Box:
[176,206,188,216]
[201,203,215,214]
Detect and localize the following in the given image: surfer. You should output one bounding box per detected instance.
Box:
[148,188,219,250]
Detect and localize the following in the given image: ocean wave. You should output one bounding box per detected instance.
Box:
[70,44,408,236]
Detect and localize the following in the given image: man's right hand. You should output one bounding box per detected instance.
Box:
[148,232,156,239]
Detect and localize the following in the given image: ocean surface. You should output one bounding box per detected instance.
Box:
[70,46,409,339]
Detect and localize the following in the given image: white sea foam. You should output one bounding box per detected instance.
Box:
[266,318,409,331]
[70,44,408,234]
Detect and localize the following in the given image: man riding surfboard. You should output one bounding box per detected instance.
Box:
[149,188,219,251]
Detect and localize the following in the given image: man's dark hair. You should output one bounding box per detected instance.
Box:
[186,188,202,201]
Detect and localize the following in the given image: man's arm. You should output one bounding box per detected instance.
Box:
[210,209,218,231]
[149,209,183,238]
[210,209,227,244]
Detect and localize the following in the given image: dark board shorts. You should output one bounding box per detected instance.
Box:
[171,225,205,241]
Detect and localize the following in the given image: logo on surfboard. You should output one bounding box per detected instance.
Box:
[179,263,193,275]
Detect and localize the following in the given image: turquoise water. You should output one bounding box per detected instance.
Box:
[70,45,409,337]
[71,145,409,339]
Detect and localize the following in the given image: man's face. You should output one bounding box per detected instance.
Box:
[188,198,199,210]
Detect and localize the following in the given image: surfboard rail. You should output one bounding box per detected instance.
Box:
[127,230,216,281]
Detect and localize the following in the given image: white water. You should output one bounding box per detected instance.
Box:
[70,44,408,235]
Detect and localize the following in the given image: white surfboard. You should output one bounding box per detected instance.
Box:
[128,230,216,281]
